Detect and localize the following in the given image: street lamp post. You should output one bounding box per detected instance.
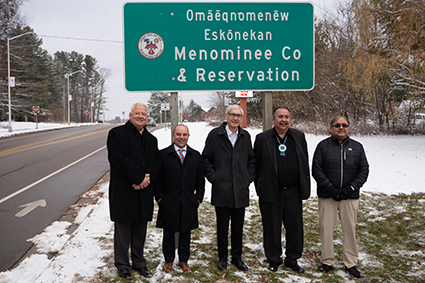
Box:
[65,70,83,125]
[7,32,34,132]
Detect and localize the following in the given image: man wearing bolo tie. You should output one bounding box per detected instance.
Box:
[254,105,311,273]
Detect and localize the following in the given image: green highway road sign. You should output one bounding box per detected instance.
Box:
[123,2,314,91]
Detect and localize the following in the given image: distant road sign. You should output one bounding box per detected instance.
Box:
[235,91,253,97]
[32,106,40,113]
[161,103,170,111]
[123,2,314,92]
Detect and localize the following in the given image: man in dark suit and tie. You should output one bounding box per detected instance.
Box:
[155,124,205,273]
[254,105,311,273]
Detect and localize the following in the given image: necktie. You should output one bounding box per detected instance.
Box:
[178,149,185,164]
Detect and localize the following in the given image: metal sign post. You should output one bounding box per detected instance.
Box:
[161,103,170,131]
[33,106,40,129]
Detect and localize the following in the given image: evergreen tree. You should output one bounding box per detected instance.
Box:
[188,99,202,117]
[0,0,25,120]
[54,51,107,123]
[2,25,60,120]
[147,92,170,122]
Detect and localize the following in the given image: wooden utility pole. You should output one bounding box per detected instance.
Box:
[263,91,273,131]
[170,92,179,143]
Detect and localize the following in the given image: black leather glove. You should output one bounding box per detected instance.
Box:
[327,186,344,201]
[340,185,356,198]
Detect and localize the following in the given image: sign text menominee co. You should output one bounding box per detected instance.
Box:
[124,2,313,91]
[174,9,303,84]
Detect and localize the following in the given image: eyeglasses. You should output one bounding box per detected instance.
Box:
[332,123,349,128]
[227,113,243,119]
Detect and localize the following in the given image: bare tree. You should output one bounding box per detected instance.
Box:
[207,91,233,117]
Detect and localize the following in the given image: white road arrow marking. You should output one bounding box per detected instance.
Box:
[15,199,47,218]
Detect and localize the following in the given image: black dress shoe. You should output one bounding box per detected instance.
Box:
[217,259,227,271]
[118,269,132,280]
[345,266,361,278]
[231,259,248,271]
[284,263,305,273]
[267,264,279,272]
[132,266,152,277]
[318,263,334,272]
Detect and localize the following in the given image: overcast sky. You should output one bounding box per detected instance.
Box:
[21,0,338,120]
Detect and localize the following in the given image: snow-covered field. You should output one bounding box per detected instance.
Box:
[0,121,99,138]
[0,121,424,282]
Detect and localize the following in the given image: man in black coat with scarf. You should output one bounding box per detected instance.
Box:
[107,103,160,280]
[202,105,256,272]
[254,105,310,273]
[155,124,205,273]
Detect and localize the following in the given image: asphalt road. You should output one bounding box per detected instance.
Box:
[0,124,117,271]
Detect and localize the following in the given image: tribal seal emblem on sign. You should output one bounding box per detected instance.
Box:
[138,32,164,59]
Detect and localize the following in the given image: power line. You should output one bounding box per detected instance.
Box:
[38,34,122,44]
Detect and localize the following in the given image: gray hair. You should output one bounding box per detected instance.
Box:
[172,124,189,135]
[330,116,349,127]
[226,104,244,116]
[272,105,290,118]
[130,102,147,113]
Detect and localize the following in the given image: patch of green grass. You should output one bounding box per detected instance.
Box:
[86,192,425,282]
[355,192,425,282]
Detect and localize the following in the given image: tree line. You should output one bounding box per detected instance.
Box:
[0,1,109,123]
[2,0,424,134]
[274,0,425,134]
[147,92,204,123]
[188,1,425,134]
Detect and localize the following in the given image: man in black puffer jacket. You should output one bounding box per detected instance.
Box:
[312,116,369,279]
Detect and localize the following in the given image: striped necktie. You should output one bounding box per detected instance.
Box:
[178,149,185,164]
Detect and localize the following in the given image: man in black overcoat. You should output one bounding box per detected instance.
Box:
[202,105,256,272]
[254,105,310,273]
[107,103,160,280]
[155,124,205,273]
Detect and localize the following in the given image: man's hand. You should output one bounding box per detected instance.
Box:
[340,185,356,198]
[140,173,150,188]
[132,184,141,190]
[132,174,150,190]
[327,186,345,202]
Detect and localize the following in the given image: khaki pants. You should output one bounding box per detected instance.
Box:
[318,198,359,268]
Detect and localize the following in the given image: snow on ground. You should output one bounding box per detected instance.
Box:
[0,121,98,138]
[0,121,424,282]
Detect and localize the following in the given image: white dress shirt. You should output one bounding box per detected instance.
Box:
[225,124,238,147]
